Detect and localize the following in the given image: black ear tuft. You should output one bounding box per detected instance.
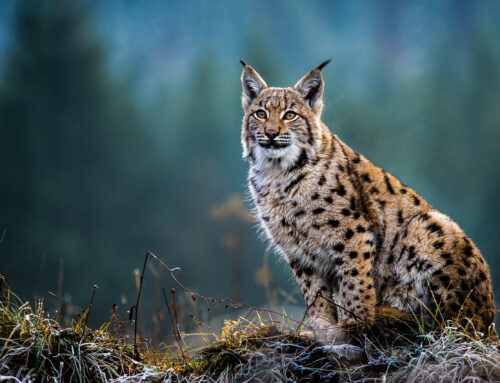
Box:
[239,59,247,67]
[316,59,332,71]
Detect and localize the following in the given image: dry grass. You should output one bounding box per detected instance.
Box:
[1,286,499,382]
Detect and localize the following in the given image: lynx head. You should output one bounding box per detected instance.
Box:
[240,60,330,169]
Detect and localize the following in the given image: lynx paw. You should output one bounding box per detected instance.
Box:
[301,316,347,344]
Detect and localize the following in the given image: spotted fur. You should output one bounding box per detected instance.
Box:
[240,62,495,339]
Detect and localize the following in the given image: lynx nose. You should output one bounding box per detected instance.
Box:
[265,129,279,139]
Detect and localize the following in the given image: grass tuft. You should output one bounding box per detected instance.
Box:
[0,290,140,382]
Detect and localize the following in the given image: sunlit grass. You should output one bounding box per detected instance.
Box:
[1,288,499,382]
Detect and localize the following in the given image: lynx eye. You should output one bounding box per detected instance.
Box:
[283,111,297,120]
[254,110,267,119]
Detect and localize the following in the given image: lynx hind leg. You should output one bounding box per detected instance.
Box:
[399,211,495,332]
[292,267,345,342]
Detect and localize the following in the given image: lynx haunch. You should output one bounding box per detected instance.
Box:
[240,60,495,340]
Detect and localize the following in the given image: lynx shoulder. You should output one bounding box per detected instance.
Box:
[240,61,495,339]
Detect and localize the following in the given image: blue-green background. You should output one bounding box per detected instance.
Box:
[0,0,498,335]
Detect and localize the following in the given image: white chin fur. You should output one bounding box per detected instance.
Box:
[255,144,301,170]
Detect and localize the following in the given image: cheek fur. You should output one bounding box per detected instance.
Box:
[288,122,311,146]
[241,116,259,158]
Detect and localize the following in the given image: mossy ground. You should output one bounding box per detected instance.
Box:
[1,289,499,382]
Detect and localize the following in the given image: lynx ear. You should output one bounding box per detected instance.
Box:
[241,61,267,112]
[294,60,330,115]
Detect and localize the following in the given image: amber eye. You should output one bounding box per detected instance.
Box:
[283,111,297,120]
[254,110,267,119]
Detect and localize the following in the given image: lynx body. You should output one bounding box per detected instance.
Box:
[240,61,495,339]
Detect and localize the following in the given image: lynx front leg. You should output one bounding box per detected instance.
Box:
[337,272,376,324]
[290,262,344,342]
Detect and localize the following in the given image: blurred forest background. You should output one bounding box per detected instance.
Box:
[0,0,499,341]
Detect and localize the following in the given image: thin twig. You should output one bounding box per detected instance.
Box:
[297,291,364,333]
[82,284,98,339]
[163,287,186,361]
[171,288,183,349]
[133,252,150,358]
[56,258,64,323]
[297,293,322,332]
[146,251,298,323]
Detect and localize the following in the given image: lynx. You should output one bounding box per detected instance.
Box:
[240,60,495,341]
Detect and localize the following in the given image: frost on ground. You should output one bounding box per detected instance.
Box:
[1,287,499,383]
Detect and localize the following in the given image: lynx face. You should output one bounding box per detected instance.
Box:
[241,62,329,170]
